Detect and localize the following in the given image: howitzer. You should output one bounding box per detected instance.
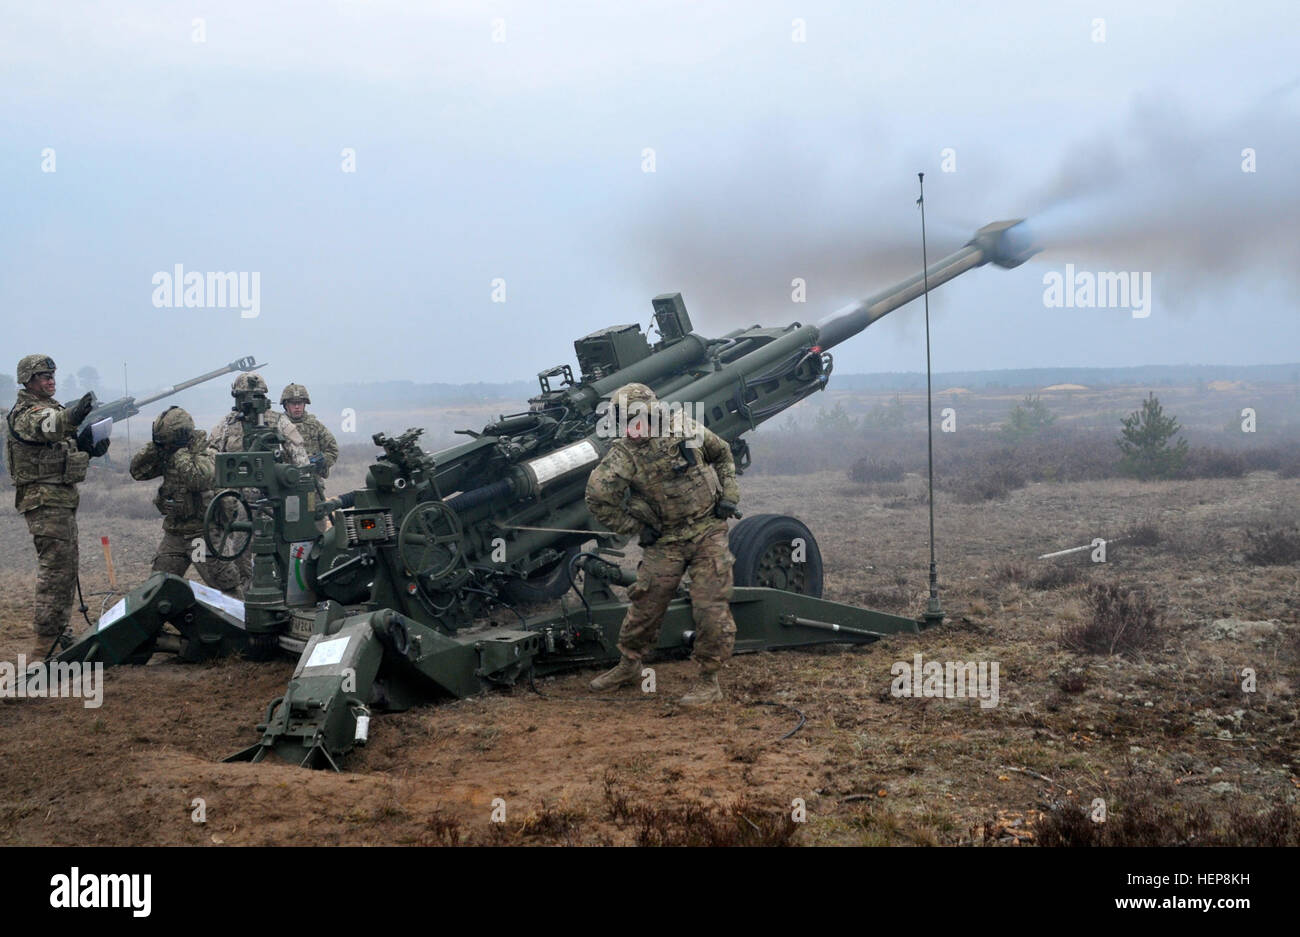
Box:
[54,220,1037,770]
[72,356,263,433]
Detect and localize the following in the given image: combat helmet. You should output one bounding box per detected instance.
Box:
[280,383,311,405]
[232,372,269,395]
[610,382,659,440]
[17,354,56,385]
[610,382,656,409]
[152,406,195,448]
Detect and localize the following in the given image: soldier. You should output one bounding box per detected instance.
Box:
[208,372,309,592]
[208,373,309,464]
[584,382,741,706]
[279,383,337,498]
[130,406,241,596]
[5,355,106,655]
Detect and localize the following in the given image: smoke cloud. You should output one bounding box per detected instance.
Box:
[617,90,1300,328]
[1023,93,1299,298]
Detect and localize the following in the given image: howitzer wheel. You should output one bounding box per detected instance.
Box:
[203,489,255,561]
[728,514,823,598]
[397,501,464,585]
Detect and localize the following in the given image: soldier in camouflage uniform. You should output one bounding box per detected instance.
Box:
[207,373,310,464]
[208,372,309,592]
[130,406,241,596]
[5,355,105,653]
[280,383,337,499]
[584,382,741,705]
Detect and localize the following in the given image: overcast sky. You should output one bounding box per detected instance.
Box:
[3,0,1297,398]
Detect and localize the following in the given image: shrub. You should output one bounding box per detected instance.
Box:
[1029,565,1084,590]
[1180,448,1246,479]
[1061,583,1163,656]
[1243,527,1300,565]
[847,457,905,484]
[1123,523,1162,547]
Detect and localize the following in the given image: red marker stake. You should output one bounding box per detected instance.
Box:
[101,536,118,592]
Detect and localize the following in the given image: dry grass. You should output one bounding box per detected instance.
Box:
[602,771,799,846]
[1033,773,1300,846]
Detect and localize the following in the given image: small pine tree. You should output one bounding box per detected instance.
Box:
[1117,392,1188,480]
[863,394,905,430]
[1001,394,1057,442]
[815,400,857,434]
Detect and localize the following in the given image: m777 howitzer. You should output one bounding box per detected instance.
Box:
[52,220,1038,770]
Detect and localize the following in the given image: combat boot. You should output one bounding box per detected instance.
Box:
[679,673,723,706]
[589,656,642,691]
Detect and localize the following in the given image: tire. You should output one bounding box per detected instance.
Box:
[728,514,824,598]
[500,546,581,604]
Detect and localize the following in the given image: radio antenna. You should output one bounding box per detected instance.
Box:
[917,173,943,627]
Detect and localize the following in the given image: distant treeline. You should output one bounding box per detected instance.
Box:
[830,363,1300,391]
[4,365,1297,412]
[317,380,538,408]
[307,363,1300,407]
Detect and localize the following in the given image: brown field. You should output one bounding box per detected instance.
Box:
[0,382,1297,846]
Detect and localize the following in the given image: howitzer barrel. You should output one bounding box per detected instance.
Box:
[815,220,1037,350]
[635,220,1037,442]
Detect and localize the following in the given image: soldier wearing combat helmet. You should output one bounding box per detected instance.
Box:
[208,372,309,465]
[279,383,337,499]
[5,355,108,655]
[207,372,308,592]
[130,406,241,596]
[584,382,742,705]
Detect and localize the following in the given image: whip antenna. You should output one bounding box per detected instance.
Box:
[917,173,943,627]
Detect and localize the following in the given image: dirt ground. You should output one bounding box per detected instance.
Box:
[0,410,1297,845]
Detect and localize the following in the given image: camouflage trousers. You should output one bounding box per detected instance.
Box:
[23,505,79,637]
[618,522,736,673]
[151,530,243,597]
[236,550,252,597]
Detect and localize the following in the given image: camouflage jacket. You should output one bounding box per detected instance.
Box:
[288,412,338,492]
[4,389,88,512]
[130,430,216,535]
[585,414,739,545]
[207,411,309,466]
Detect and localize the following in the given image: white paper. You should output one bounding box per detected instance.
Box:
[189,580,246,623]
[97,597,127,632]
[90,417,113,444]
[304,635,350,668]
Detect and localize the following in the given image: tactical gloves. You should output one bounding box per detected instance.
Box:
[308,453,327,475]
[68,392,95,425]
[76,426,111,458]
[639,525,660,547]
[714,499,741,519]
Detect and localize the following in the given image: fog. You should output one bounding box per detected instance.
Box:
[2,1,1296,401]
